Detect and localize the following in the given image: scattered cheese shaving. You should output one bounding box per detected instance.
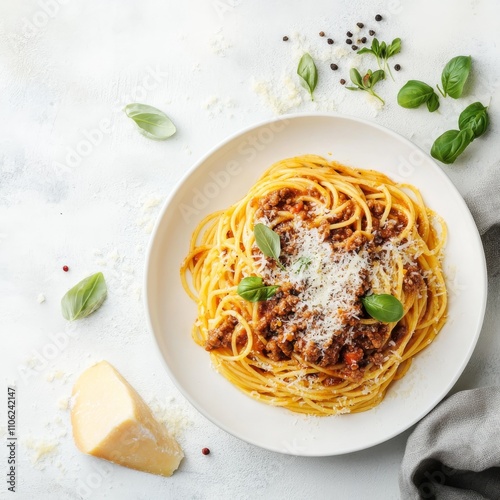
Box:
[24,437,58,464]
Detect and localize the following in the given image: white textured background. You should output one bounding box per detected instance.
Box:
[1,0,499,498]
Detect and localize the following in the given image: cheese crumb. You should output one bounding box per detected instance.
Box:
[45,371,65,383]
[24,437,58,464]
[58,397,70,411]
[253,76,303,115]
[209,31,232,57]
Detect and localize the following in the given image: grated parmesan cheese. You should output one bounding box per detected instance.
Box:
[258,218,371,345]
[255,206,421,349]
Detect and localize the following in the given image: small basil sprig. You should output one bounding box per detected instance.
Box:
[237,277,279,302]
[358,38,401,80]
[397,80,440,112]
[431,101,489,164]
[346,68,385,104]
[297,53,318,101]
[124,103,176,140]
[437,56,471,99]
[361,294,404,323]
[294,256,312,273]
[458,102,489,139]
[254,223,286,270]
[61,272,107,321]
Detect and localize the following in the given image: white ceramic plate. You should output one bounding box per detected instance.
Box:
[145,114,487,456]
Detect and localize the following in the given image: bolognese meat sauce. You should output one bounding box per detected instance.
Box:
[206,186,424,377]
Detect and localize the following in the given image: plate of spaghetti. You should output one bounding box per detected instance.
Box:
[145,114,486,455]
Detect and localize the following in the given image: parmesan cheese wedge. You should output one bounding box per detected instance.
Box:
[71,361,183,477]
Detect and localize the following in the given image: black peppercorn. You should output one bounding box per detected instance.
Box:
[357,22,364,28]
[327,38,334,44]
[361,37,367,43]
[346,31,353,37]
[340,79,346,85]
[330,63,338,70]
[352,45,359,51]
[283,36,289,41]
[394,64,401,71]
[375,14,383,21]
[346,39,353,45]
[369,30,375,36]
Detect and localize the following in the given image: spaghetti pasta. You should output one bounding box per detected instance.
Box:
[181,155,447,416]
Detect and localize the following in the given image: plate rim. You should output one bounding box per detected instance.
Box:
[144,112,488,456]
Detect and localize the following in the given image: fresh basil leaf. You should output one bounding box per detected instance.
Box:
[350,68,363,87]
[370,69,385,86]
[124,103,176,140]
[358,37,401,81]
[61,272,107,321]
[297,53,318,100]
[357,38,400,80]
[357,47,373,56]
[440,55,472,99]
[379,41,387,58]
[387,38,401,57]
[347,68,385,103]
[458,102,489,139]
[426,92,440,112]
[254,223,285,270]
[430,128,475,164]
[397,80,436,109]
[237,277,279,302]
[361,294,404,323]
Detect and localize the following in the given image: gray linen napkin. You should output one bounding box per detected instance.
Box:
[447,168,500,237]
[399,158,500,499]
[399,387,500,499]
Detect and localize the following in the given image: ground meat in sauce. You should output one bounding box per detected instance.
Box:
[206,316,239,350]
[403,264,424,293]
[390,324,408,345]
[264,338,286,361]
[208,187,421,379]
[324,376,342,386]
[369,352,386,367]
[366,199,409,244]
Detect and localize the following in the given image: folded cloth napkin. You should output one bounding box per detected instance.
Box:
[399,387,500,499]
[448,167,500,237]
[399,137,500,498]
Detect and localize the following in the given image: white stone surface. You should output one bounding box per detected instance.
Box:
[1,0,499,498]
